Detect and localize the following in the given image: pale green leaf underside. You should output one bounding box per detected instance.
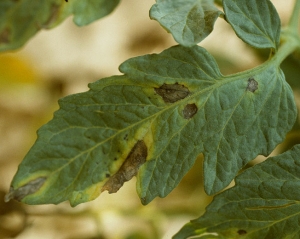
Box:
[223,0,280,50]
[150,0,222,47]
[0,0,119,51]
[9,45,296,206]
[174,145,300,239]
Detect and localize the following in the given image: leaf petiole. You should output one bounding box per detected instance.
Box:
[288,0,300,31]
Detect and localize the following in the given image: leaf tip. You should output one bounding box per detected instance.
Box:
[5,177,47,203]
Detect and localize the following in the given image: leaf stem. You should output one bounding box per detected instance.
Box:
[225,29,300,80]
[272,32,299,66]
[224,1,300,80]
[288,0,300,31]
[272,0,300,66]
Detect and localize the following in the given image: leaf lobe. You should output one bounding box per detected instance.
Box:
[5,177,46,202]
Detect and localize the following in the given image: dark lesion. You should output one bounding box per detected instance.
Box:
[0,27,11,44]
[183,103,198,119]
[155,83,190,103]
[101,140,147,194]
[5,177,47,202]
[246,78,258,93]
[237,229,247,235]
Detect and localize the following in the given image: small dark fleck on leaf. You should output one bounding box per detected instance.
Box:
[246,78,258,92]
[183,103,198,119]
[155,83,190,103]
[4,177,46,202]
[65,0,68,2]
[0,27,11,44]
[114,157,117,161]
[123,134,128,140]
[101,140,147,193]
[105,173,110,178]
[237,229,247,235]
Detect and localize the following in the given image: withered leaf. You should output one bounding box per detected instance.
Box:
[4,177,46,202]
[155,83,190,103]
[101,140,147,194]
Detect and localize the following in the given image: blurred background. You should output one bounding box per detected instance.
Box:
[0,0,299,238]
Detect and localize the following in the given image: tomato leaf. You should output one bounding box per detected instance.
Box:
[223,0,280,50]
[6,45,296,206]
[174,145,300,239]
[0,0,120,51]
[150,0,223,47]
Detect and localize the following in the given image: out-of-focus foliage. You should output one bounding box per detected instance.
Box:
[0,0,120,51]
[0,190,26,238]
[0,55,36,85]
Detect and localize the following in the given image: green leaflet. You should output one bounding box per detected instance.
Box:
[223,0,280,50]
[150,0,223,47]
[0,0,120,51]
[120,45,296,199]
[174,145,300,239]
[6,45,296,206]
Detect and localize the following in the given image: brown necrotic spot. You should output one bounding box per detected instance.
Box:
[237,229,247,235]
[246,78,258,92]
[101,140,147,194]
[155,83,190,103]
[4,177,46,202]
[183,103,198,119]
